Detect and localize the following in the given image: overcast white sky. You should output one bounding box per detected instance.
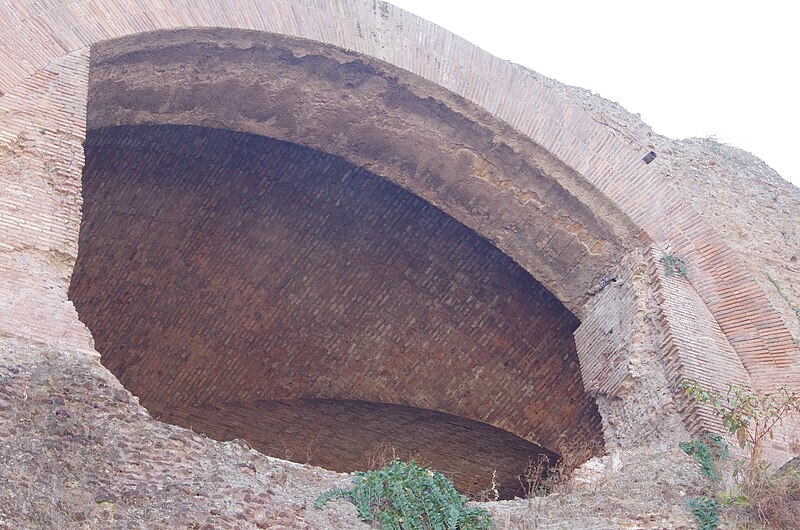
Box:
[389,0,800,187]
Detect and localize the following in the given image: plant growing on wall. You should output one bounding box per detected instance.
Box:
[680,433,729,482]
[315,460,493,529]
[680,433,729,530]
[660,252,688,277]
[687,496,721,530]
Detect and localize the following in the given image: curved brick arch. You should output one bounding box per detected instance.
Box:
[0,0,797,452]
[85,28,641,316]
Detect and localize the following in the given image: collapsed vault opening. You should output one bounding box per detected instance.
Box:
[69,123,603,500]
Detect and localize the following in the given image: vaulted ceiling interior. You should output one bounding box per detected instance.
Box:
[69,123,603,499]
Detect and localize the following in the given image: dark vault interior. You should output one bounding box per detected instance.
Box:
[69,124,602,499]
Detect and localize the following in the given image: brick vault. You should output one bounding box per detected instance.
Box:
[1,1,799,518]
[71,123,600,498]
[65,30,652,497]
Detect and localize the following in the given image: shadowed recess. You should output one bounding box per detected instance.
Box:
[169,398,559,500]
[69,124,603,499]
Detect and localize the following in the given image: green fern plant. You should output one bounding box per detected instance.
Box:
[687,496,720,530]
[679,433,729,481]
[315,460,492,529]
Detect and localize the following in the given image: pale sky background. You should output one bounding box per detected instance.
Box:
[389,0,800,188]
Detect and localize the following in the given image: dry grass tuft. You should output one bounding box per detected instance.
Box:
[364,442,398,470]
[724,463,800,529]
[475,470,500,502]
[518,437,601,498]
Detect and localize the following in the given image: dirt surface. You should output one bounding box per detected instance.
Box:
[0,338,370,529]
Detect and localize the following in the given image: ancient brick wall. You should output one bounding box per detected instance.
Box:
[2,0,797,394]
[0,1,798,511]
[86,29,641,317]
[0,50,95,356]
[2,1,797,398]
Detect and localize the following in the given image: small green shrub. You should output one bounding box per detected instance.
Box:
[688,496,720,530]
[680,381,800,528]
[315,460,492,529]
[660,252,688,277]
[680,433,729,481]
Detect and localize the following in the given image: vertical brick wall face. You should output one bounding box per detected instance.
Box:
[648,246,753,433]
[0,50,95,355]
[69,124,602,492]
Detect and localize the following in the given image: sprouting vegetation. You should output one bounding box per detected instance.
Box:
[315,460,493,529]
[680,381,800,529]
